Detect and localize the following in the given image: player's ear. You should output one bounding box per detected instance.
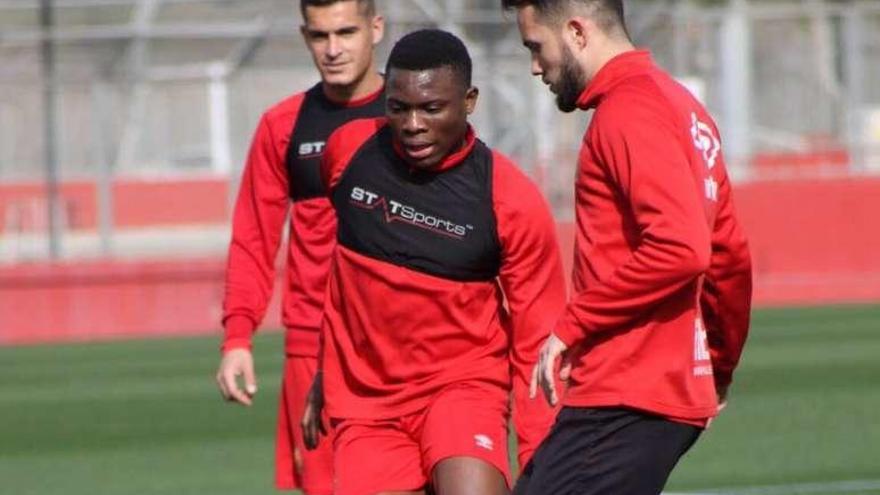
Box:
[464,86,479,115]
[563,16,591,53]
[371,15,385,45]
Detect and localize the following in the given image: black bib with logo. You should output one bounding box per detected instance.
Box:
[285,84,386,201]
[331,126,502,282]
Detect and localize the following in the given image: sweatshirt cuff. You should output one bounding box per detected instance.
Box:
[221,315,256,353]
[554,311,586,348]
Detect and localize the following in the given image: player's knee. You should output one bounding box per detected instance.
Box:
[432,457,508,495]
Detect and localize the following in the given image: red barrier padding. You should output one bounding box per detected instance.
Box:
[0,177,229,232]
[1,176,879,345]
[734,176,880,307]
[0,259,282,346]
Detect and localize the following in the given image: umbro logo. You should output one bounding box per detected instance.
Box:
[474,434,494,451]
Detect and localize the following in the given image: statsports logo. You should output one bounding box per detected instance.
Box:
[297,141,325,158]
[349,186,472,239]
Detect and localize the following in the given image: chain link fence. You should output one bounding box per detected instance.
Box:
[1,0,879,261]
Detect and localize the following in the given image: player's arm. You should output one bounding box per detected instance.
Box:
[302,308,329,450]
[554,99,712,348]
[493,153,567,468]
[216,114,291,406]
[700,169,752,404]
[535,99,715,404]
[299,118,380,439]
[300,368,326,450]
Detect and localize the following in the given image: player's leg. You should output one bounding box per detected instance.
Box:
[516,407,701,495]
[421,382,511,495]
[511,406,595,495]
[274,357,300,491]
[334,416,428,495]
[275,355,334,494]
[432,457,508,495]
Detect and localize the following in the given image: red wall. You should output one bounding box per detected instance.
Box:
[0,178,229,232]
[0,259,284,345]
[0,182,96,231]
[1,176,878,345]
[735,177,880,306]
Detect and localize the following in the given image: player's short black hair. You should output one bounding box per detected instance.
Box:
[385,29,473,89]
[300,0,375,19]
[501,0,627,36]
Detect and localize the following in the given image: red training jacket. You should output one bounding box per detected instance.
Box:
[222,84,385,357]
[556,50,752,424]
[320,118,566,466]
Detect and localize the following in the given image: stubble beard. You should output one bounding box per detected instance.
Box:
[555,45,587,113]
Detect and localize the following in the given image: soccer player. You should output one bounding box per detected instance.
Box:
[502,1,753,494]
[302,29,566,495]
[214,0,384,493]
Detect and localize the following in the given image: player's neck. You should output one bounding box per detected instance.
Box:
[587,39,636,80]
[322,71,384,105]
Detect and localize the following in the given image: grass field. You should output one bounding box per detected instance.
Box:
[1,305,878,495]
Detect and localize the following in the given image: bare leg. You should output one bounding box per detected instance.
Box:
[432,457,508,495]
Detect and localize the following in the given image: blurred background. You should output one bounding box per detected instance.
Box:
[1,1,878,494]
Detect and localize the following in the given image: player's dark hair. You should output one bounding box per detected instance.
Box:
[300,0,375,19]
[501,0,628,37]
[385,29,473,89]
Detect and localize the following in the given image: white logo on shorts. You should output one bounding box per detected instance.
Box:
[474,434,494,451]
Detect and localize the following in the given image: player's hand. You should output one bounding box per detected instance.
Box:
[705,384,730,430]
[716,384,730,412]
[530,333,569,407]
[301,372,327,451]
[215,348,258,407]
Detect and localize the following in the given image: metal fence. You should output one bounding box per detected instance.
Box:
[1,0,880,261]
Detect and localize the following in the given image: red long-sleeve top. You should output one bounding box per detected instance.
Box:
[222,84,385,356]
[556,50,752,424]
[319,118,566,466]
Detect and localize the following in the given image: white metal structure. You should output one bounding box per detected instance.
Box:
[1,0,879,259]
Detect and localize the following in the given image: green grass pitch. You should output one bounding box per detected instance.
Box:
[1,305,878,494]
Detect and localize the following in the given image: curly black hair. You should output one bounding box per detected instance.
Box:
[386,29,473,89]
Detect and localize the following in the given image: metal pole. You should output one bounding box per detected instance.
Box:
[720,0,752,172]
[842,5,864,170]
[672,0,690,77]
[92,81,114,256]
[208,63,232,176]
[40,0,62,259]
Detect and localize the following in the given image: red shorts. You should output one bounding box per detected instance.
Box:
[276,356,334,494]
[332,382,511,495]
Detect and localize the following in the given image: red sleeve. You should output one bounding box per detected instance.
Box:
[700,171,752,389]
[221,111,293,353]
[493,152,567,468]
[321,117,386,191]
[554,97,712,346]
